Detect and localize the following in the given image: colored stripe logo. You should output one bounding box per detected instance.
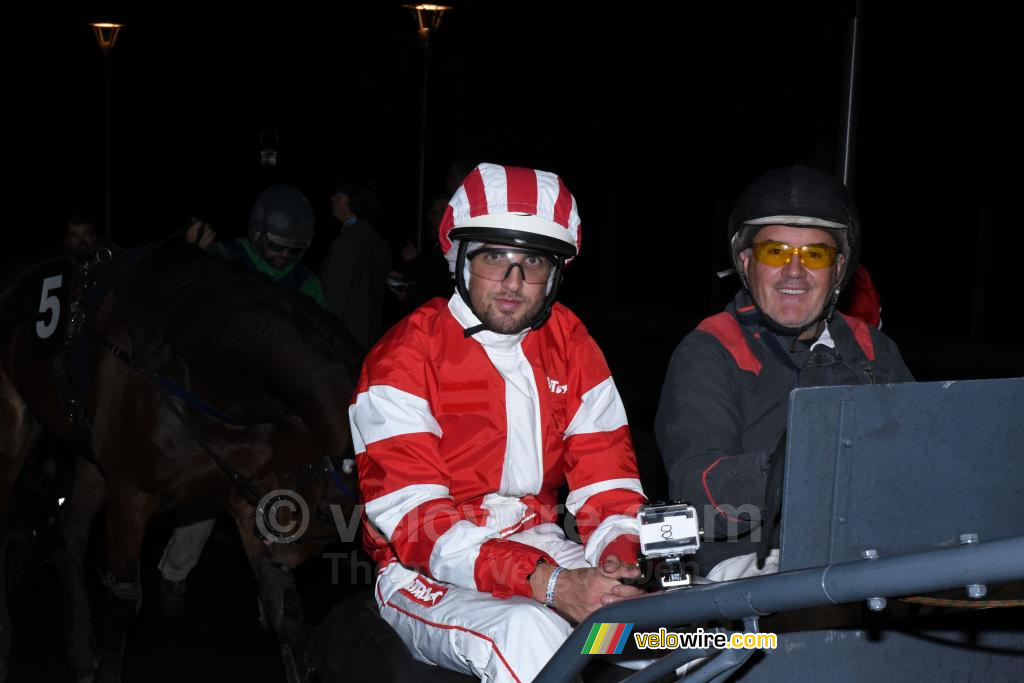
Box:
[581,623,635,655]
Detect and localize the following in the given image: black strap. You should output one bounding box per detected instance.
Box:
[47,354,107,479]
[463,323,487,338]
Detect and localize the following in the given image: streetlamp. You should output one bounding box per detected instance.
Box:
[403,4,451,253]
[90,21,124,243]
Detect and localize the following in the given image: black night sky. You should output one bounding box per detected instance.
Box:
[12,1,1024,415]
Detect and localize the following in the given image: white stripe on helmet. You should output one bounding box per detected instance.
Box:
[479,163,507,213]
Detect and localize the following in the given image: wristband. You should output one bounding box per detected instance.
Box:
[545,566,565,608]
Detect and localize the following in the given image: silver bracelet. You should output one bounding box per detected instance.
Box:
[545,566,565,608]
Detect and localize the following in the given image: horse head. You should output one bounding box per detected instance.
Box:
[97,241,364,542]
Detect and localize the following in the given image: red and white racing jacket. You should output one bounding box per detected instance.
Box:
[350,294,646,599]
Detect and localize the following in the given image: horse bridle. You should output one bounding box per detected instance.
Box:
[269,454,361,545]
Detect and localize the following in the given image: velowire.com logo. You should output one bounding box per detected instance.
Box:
[581,623,634,655]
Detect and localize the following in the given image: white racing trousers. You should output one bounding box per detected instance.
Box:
[374,523,586,683]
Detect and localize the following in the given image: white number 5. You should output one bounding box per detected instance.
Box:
[35,275,63,340]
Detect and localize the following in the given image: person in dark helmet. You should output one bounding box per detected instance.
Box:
[162,185,326,616]
[655,165,914,581]
[348,163,646,682]
[185,184,326,306]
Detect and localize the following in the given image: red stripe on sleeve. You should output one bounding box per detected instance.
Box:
[564,427,640,487]
[474,539,553,599]
[357,432,447,503]
[389,498,462,575]
[598,534,641,567]
[573,488,645,544]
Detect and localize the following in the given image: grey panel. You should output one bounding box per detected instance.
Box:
[780,377,1024,572]
[733,625,1024,682]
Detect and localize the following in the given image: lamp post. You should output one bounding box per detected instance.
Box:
[835,0,862,191]
[403,4,451,253]
[90,22,124,243]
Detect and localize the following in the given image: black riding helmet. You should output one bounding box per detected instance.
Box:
[727,165,861,335]
[248,184,316,247]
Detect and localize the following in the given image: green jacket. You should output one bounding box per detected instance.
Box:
[212,238,326,307]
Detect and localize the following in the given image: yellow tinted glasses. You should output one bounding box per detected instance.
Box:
[751,240,838,270]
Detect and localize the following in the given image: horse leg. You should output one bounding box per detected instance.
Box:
[94,487,156,683]
[0,368,37,683]
[0,365,34,524]
[52,455,108,680]
[228,493,308,683]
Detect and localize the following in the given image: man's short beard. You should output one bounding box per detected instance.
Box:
[472,298,545,335]
[481,312,529,335]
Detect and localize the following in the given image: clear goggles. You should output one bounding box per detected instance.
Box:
[466,247,555,284]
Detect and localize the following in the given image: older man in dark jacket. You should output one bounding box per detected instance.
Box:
[655,166,913,580]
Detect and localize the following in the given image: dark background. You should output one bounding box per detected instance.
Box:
[12,2,1023,411]
[5,2,1023,680]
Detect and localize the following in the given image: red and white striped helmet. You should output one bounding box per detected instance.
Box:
[439,163,582,272]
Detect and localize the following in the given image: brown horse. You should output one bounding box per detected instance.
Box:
[0,242,362,682]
